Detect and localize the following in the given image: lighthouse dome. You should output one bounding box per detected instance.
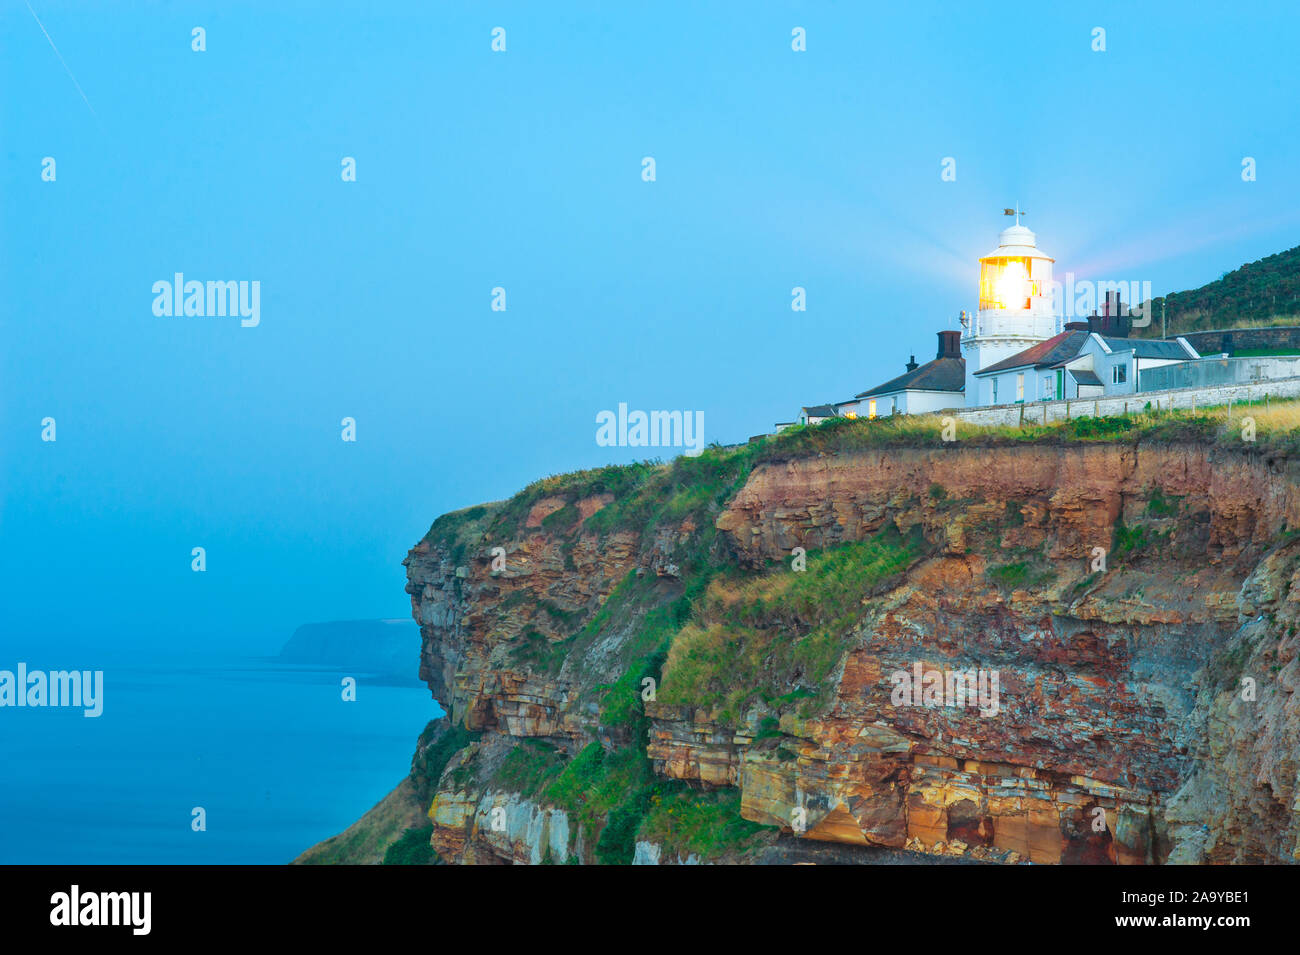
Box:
[999,224,1036,247]
[984,223,1053,261]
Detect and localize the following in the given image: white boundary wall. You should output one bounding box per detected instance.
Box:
[951,375,1300,428]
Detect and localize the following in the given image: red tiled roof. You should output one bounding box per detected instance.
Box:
[974,330,1090,376]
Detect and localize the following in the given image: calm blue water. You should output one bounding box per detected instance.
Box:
[0,658,441,863]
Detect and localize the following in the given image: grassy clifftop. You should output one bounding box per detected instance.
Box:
[427,394,1300,564]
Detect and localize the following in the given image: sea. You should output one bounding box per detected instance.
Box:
[0,657,442,864]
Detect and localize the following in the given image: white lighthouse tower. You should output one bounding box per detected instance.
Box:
[961,213,1059,405]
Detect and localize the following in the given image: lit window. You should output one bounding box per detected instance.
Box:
[868,399,877,419]
[1016,374,1024,402]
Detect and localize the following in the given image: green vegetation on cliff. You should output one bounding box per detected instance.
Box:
[496,739,568,796]
[381,824,438,865]
[537,742,771,864]
[639,784,770,860]
[424,443,762,579]
[660,523,929,722]
[541,743,653,864]
[412,719,481,805]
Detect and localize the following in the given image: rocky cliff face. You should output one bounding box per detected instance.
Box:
[397,439,1300,865]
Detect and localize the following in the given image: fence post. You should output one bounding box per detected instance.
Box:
[1094,400,1099,417]
[1019,404,1024,427]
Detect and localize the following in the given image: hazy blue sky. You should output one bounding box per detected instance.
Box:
[4,1,1299,658]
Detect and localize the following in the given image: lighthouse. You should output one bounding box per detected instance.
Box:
[961,216,1059,405]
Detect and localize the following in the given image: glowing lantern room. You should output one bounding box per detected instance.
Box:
[978,224,1054,313]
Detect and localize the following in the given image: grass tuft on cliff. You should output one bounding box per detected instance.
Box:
[542,742,652,864]
[381,824,439,865]
[638,783,772,861]
[537,742,775,863]
[496,739,568,797]
[422,445,760,578]
[659,523,930,723]
[412,719,481,804]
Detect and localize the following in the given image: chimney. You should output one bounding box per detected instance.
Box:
[937,330,961,359]
[906,354,918,372]
[1064,320,1090,331]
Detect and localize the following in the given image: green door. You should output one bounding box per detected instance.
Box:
[1055,369,1065,400]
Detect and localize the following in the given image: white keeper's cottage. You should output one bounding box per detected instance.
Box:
[837,331,965,419]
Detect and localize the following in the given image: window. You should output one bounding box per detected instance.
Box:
[868,399,877,419]
[1016,374,1024,402]
[1112,364,1127,384]
[1043,375,1052,399]
[991,378,998,403]
[891,397,897,415]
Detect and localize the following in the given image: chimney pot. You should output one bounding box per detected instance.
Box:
[937,330,961,359]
